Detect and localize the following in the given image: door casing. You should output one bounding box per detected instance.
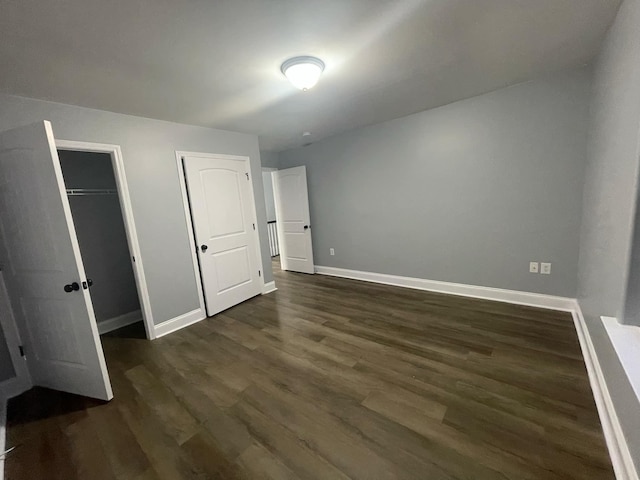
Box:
[56,140,156,340]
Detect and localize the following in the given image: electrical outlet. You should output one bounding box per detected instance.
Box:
[541,262,551,275]
[330,248,335,256]
[529,262,539,273]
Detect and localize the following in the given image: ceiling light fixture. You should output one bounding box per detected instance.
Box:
[281,56,325,91]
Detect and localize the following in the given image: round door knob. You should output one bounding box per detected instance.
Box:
[64,282,80,293]
[201,245,208,252]
[303,225,310,230]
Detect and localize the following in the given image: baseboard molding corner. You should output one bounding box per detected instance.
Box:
[98,309,143,335]
[570,303,638,480]
[314,265,575,312]
[262,281,277,295]
[154,308,206,339]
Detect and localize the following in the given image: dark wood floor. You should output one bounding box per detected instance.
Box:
[6,260,614,479]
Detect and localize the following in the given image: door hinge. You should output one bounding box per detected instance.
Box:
[258,270,261,277]
[253,223,255,230]
[132,255,136,263]
[19,345,25,357]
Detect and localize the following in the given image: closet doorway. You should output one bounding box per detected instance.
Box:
[56,141,154,340]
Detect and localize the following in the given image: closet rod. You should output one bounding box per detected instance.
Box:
[66,188,117,196]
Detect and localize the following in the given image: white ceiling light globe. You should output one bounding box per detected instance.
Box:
[281,56,325,91]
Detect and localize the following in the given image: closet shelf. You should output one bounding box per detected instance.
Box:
[66,188,117,196]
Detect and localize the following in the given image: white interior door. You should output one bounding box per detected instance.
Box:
[273,166,315,274]
[0,272,31,399]
[0,121,112,401]
[183,154,262,317]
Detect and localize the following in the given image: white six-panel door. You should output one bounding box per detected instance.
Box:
[0,121,112,401]
[183,154,262,317]
[273,166,315,274]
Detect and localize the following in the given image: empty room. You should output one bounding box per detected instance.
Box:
[0,0,639,479]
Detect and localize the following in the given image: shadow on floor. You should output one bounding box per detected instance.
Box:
[7,387,106,427]
[100,320,147,339]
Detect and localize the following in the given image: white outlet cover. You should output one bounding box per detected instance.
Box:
[529,262,539,273]
[541,262,551,274]
[330,248,335,256]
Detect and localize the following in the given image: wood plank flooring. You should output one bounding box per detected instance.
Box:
[6,260,614,479]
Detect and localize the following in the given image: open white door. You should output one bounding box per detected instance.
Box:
[0,273,31,400]
[273,166,315,274]
[183,154,262,317]
[0,121,112,401]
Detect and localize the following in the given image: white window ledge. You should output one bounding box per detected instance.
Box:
[602,316,640,402]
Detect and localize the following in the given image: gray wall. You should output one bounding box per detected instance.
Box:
[278,68,591,297]
[0,93,273,332]
[262,170,277,222]
[260,150,280,169]
[59,151,141,324]
[576,0,640,468]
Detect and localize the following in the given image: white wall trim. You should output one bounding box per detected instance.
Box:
[97,310,142,335]
[571,305,638,480]
[154,308,206,339]
[315,266,576,311]
[262,281,277,295]
[56,140,156,340]
[602,317,640,405]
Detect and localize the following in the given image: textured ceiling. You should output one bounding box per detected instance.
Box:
[0,0,621,151]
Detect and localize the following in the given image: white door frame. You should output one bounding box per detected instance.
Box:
[175,151,265,316]
[56,140,156,339]
[262,167,282,260]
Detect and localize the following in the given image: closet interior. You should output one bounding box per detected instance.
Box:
[58,150,143,336]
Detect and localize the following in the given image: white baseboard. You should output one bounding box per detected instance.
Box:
[570,306,638,480]
[314,266,575,311]
[98,310,142,335]
[154,308,206,339]
[262,281,277,295]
